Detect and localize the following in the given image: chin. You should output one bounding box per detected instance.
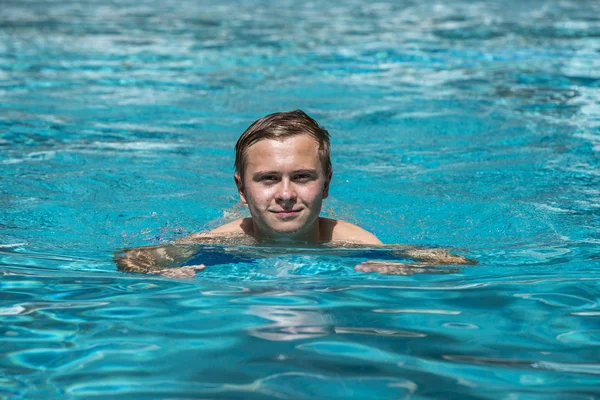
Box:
[271,224,303,235]
[266,218,311,235]
[256,213,316,238]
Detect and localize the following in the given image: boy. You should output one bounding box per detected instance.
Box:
[116,110,474,277]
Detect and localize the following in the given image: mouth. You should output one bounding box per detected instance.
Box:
[270,209,303,218]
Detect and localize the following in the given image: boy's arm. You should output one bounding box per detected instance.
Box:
[329,220,477,274]
[355,246,477,275]
[399,246,477,265]
[114,243,205,277]
[113,227,250,277]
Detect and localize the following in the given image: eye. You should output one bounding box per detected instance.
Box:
[259,175,278,183]
[293,173,312,182]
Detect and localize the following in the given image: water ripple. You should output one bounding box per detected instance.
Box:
[3,0,600,398]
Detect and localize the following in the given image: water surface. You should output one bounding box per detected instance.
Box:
[1,0,600,398]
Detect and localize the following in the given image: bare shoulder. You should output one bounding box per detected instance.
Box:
[320,218,382,245]
[209,218,253,235]
[175,218,254,244]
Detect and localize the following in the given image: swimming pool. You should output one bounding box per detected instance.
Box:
[1,0,600,398]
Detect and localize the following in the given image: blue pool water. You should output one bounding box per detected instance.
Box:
[2,0,600,398]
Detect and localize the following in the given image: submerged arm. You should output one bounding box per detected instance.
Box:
[114,232,252,277]
[114,243,195,273]
[355,245,477,275]
[400,246,477,265]
[114,243,205,277]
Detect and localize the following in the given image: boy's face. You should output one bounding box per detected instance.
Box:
[235,134,331,241]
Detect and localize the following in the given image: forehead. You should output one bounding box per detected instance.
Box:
[244,135,321,170]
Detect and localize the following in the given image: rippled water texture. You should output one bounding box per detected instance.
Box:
[2,0,600,398]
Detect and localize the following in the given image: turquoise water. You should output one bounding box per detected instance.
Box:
[2,0,600,398]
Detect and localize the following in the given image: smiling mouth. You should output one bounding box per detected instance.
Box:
[271,209,302,217]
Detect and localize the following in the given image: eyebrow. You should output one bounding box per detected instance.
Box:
[252,169,317,179]
[252,171,279,177]
[292,169,318,175]
[252,169,318,177]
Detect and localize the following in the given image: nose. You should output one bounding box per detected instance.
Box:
[275,178,297,205]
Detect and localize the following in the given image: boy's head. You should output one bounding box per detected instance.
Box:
[234,110,332,182]
[233,110,333,240]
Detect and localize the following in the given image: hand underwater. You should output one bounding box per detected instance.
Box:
[355,261,459,275]
[156,265,206,278]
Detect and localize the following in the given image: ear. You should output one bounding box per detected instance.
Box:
[323,170,333,199]
[234,174,248,204]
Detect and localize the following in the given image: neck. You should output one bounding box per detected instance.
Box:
[252,219,321,245]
